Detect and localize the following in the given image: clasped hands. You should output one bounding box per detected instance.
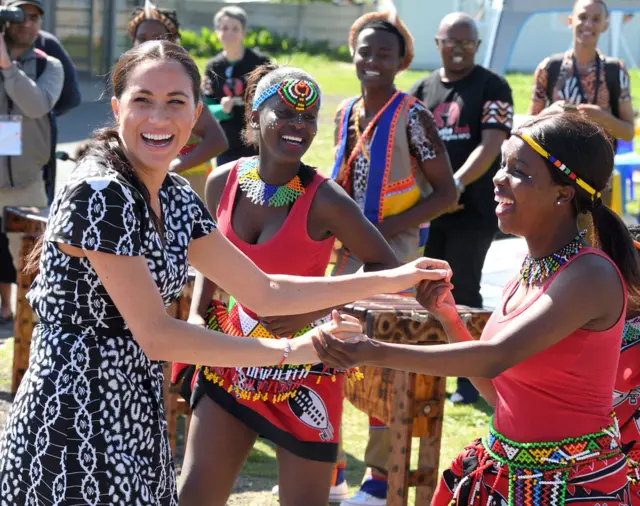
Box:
[310,257,456,369]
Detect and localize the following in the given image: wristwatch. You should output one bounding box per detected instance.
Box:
[454,177,465,194]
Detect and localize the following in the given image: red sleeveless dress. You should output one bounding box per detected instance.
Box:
[191,157,358,462]
[433,248,634,506]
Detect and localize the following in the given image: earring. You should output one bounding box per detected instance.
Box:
[556,201,562,206]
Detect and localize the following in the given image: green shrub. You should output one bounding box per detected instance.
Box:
[180,26,351,62]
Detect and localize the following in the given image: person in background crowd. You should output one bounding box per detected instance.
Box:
[201,5,270,165]
[0,0,63,324]
[408,12,513,406]
[529,0,634,218]
[35,29,81,204]
[529,0,634,144]
[329,8,457,506]
[129,0,228,198]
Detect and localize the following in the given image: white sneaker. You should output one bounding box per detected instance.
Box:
[271,480,350,503]
[340,490,387,506]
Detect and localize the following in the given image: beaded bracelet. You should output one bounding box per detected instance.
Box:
[277,340,292,367]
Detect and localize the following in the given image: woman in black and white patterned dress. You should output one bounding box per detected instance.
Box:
[0,41,450,505]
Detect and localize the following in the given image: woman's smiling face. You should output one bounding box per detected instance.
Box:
[111,59,202,175]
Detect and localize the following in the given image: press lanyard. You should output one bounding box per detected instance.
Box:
[571,52,601,105]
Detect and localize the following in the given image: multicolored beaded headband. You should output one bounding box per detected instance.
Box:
[252,79,321,112]
[515,131,602,200]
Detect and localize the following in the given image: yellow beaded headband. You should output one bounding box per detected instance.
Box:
[515,132,602,200]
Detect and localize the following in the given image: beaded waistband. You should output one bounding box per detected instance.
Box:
[476,417,623,506]
[483,418,622,471]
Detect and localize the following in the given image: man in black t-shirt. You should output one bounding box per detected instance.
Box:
[409,12,513,404]
[201,6,270,165]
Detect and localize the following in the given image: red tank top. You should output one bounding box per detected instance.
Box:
[483,248,627,442]
[217,158,335,283]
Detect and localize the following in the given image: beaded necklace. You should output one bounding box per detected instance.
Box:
[237,158,305,208]
[519,231,586,287]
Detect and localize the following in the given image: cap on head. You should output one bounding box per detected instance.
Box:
[3,0,43,14]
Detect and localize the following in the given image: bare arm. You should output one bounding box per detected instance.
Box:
[316,254,624,381]
[578,100,635,142]
[77,248,362,366]
[188,226,450,317]
[528,60,549,116]
[171,106,229,172]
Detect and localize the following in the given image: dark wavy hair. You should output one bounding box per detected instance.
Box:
[26,41,201,273]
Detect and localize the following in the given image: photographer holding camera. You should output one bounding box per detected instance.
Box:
[0,0,63,323]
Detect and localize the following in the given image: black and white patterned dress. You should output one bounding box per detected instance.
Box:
[0,158,216,505]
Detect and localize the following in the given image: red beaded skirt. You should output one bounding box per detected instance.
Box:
[172,298,362,462]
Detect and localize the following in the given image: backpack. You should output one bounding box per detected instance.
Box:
[545,53,621,118]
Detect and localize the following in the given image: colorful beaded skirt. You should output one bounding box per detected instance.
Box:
[432,416,631,506]
[199,298,363,403]
[482,418,623,506]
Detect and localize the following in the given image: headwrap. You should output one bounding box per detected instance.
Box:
[348,0,414,72]
[128,0,179,41]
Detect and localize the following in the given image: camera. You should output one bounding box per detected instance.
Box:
[0,6,23,33]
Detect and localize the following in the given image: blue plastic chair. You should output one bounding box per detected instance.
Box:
[613,150,640,212]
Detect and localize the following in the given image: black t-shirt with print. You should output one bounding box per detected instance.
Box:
[202,48,270,151]
[409,66,513,228]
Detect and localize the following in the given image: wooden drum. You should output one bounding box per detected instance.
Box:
[340,294,492,506]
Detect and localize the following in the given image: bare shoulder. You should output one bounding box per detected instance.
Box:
[551,252,623,305]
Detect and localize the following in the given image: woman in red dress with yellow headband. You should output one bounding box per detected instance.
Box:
[315,108,640,506]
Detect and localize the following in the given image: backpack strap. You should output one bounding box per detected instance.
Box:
[34,47,47,80]
[604,57,621,118]
[545,54,564,106]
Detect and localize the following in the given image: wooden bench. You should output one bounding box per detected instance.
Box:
[342,295,491,506]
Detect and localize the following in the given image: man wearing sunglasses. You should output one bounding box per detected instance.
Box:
[408,12,513,404]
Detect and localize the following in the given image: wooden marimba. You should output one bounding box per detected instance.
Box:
[342,295,491,506]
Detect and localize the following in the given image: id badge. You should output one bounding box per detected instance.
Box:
[0,115,22,156]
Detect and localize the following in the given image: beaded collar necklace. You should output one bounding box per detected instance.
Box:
[237,157,305,208]
[519,231,586,287]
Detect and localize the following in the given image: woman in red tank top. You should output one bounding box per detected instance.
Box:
[316,107,640,506]
[174,64,406,506]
